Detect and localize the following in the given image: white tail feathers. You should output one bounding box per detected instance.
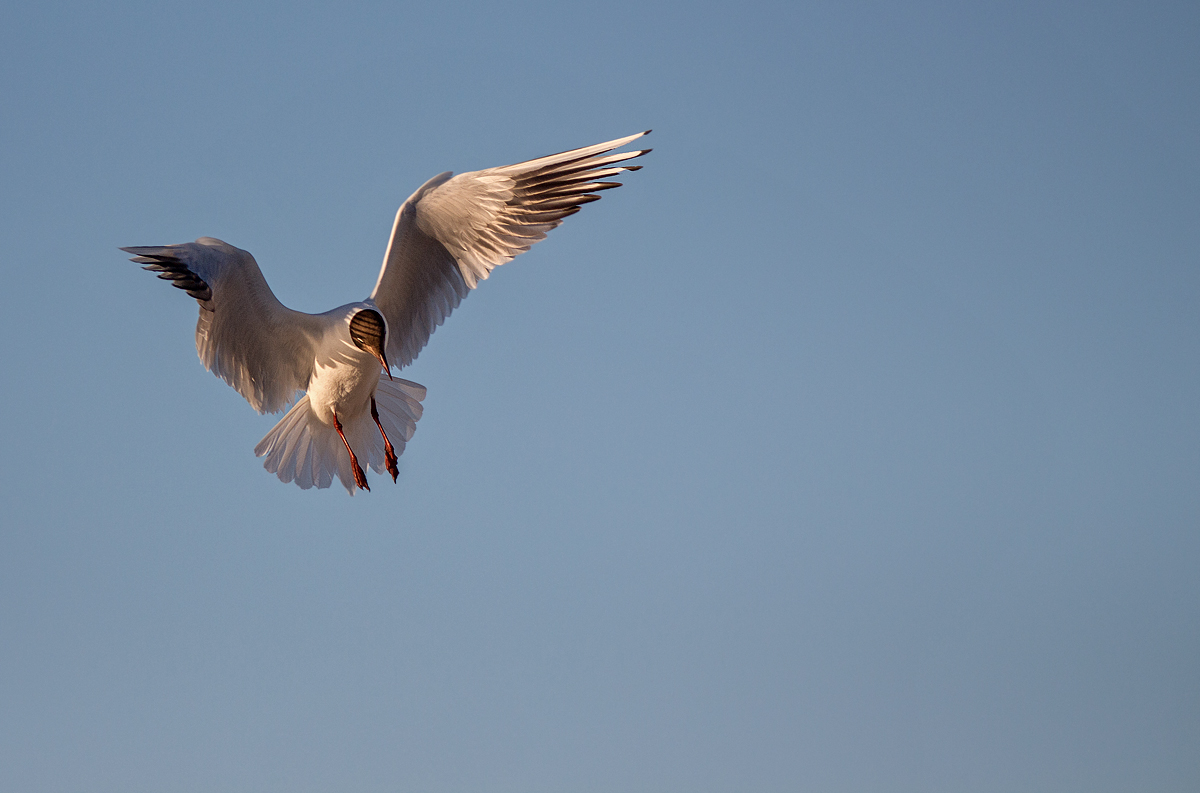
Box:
[254,378,427,493]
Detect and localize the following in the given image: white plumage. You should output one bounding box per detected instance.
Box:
[124,131,650,493]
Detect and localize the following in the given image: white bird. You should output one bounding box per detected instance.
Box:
[124,131,650,493]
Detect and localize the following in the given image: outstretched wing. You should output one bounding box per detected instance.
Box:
[369,131,651,369]
[122,237,325,414]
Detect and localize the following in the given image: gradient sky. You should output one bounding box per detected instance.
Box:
[1,2,1198,791]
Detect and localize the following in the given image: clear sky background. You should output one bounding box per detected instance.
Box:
[1,1,1197,791]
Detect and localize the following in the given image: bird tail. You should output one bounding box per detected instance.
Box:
[254,378,427,493]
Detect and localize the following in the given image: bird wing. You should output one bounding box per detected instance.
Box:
[368,131,650,369]
[122,237,326,414]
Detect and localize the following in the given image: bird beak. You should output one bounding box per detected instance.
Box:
[377,350,393,380]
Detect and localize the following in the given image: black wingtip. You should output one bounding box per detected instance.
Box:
[130,249,213,303]
[643,129,652,135]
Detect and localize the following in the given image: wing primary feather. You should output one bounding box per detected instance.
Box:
[519,180,624,198]
[524,182,624,199]
[506,209,577,224]
[526,194,603,211]
[520,149,651,184]
[517,144,650,179]
[517,167,637,193]
[495,130,650,175]
[135,253,213,302]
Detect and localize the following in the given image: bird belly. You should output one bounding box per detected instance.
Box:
[306,357,381,425]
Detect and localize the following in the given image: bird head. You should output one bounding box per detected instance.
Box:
[349,308,392,380]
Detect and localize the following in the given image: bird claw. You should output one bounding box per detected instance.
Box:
[385,447,399,482]
[333,410,370,492]
[352,461,370,491]
[372,396,400,483]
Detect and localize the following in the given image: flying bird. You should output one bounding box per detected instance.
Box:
[124,131,650,493]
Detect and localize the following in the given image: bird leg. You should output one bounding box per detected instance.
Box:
[332,410,370,491]
[371,396,399,482]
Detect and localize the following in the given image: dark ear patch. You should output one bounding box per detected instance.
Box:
[349,309,386,353]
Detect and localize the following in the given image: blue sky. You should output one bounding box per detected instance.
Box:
[1,1,1197,791]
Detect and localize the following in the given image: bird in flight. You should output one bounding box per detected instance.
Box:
[124,131,650,493]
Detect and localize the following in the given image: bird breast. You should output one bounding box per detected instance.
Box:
[306,348,382,425]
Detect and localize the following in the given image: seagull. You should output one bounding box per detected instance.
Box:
[124,131,650,493]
